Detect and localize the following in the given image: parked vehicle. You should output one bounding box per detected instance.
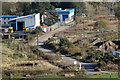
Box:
[94,67,101,71]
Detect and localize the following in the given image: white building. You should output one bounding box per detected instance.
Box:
[41,14,47,23]
[0,15,18,26]
[53,8,75,23]
[8,13,40,31]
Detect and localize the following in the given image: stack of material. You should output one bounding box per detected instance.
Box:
[99,40,118,52]
[91,38,104,45]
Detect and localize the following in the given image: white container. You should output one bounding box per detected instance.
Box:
[43,28,46,32]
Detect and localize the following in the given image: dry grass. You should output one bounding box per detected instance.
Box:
[2,43,62,75]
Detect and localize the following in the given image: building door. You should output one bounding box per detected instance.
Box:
[62,15,68,21]
[11,23,16,31]
[17,22,24,31]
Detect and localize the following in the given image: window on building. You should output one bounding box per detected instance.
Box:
[4,22,6,24]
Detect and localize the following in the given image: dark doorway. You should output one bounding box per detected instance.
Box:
[17,22,24,31]
[11,23,16,31]
[62,15,68,21]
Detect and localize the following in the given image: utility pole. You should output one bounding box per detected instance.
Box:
[111,2,115,15]
[108,3,115,15]
[101,26,104,56]
[37,33,38,48]
[82,13,86,56]
[27,34,30,54]
[98,24,99,32]
[83,14,85,29]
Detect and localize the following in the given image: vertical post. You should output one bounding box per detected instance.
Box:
[79,63,81,70]
[101,26,104,56]
[8,32,10,48]
[37,33,38,48]
[98,24,99,32]
[9,23,11,27]
[8,72,11,80]
[27,34,29,54]
[82,14,85,55]
[83,16,84,30]
[16,21,17,31]
[8,33,11,39]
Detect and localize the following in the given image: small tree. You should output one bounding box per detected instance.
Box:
[43,12,58,26]
[59,46,69,55]
[95,51,103,61]
[94,19,110,32]
[115,2,120,20]
[59,37,73,48]
[30,46,43,56]
[30,27,42,34]
[98,60,106,67]
[56,51,61,60]
[25,33,32,41]
[102,52,115,63]
[75,16,80,24]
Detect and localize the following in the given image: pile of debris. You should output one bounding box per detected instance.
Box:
[91,38,105,45]
[94,40,118,52]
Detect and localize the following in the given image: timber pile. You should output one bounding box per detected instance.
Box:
[99,40,118,52]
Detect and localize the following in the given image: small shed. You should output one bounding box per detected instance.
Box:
[53,8,75,23]
[8,13,40,31]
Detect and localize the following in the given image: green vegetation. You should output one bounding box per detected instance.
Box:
[25,33,33,41]
[94,19,110,32]
[45,36,119,71]
[35,74,60,78]
[31,46,44,56]
[2,2,120,79]
[2,73,119,79]
[56,51,61,60]
[2,2,58,26]
[59,37,73,48]
[3,2,117,25]
[75,16,80,24]
[30,27,42,34]
[85,49,118,70]
[115,2,120,19]
[82,73,118,78]
[2,39,43,60]
[45,37,81,57]
[25,27,44,43]
[51,2,86,13]
[44,38,57,51]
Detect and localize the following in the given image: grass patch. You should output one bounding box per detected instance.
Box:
[36,74,61,78]
[82,73,119,78]
[29,32,45,45]
[51,26,60,31]
[86,31,98,34]
[3,73,119,79]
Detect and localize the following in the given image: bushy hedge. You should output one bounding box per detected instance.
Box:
[59,46,69,55]
[59,37,73,48]
[30,46,43,56]
[30,27,42,34]
[25,33,33,41]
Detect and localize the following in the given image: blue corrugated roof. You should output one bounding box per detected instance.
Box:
[8,13,40,22]
[1,15,18,18]
[53,9,75,15]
